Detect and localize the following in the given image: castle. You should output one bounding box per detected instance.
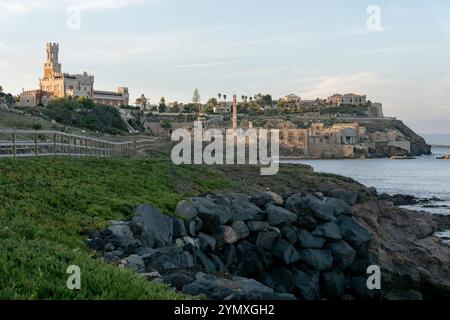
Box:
[19,43,129,107]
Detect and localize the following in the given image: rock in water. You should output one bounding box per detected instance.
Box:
[297,229,326,249]
[312,222,343,241]
[293,270,321,300]
[133,205,173,248]
[266,204,297,226]
[271,239,300,265]
[175,200,198,220]
[327,240,356,269]
[299,249,333,271]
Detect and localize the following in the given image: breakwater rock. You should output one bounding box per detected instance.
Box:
[87,189,387,300]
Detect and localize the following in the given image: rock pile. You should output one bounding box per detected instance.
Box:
[87,189,379,300]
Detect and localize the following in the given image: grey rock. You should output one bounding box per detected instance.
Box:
[219,244,238,268]
[293,270,321,300]
[198,232,217,251]
[285,194,307,215]
[327,240,356,269]
[295,215,318,231]
[297,229,326,249]
[299,249,334,271]
[266,203,297,226]
[175,236,200,250]
[232,221,250,241]
[179,251,195,268]
[194,250,216,273]
[215,225,238,247]
[321,271,347,297]
[107,222,138,249]
[247,221,270,232]
[350,276,382,299]
[280,225,298,245]
[325,197,353,216]
[209,254,228,273]
[312,222,342,241]
[266,191,284,206]
[172,218,187,238]
[251,192,273,208]
[231,198,264,221]
[328,189,358,206]
[267,266,295,293]
[175,200,198,220]
[306,196,338,222]
[182,272,288,300]
[133,204,173,248]
[124,254,145,272]
[337,216,372,254]
[191,197,231,228]
[104,242,115,252]
[255,230,280,250]
[162,270,196,290]
[271,239,300,265]
[185,220,197,237]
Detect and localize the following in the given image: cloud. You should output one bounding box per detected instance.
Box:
[0,0,145,13]
[172,61,239,68]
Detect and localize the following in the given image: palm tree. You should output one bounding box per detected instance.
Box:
[218,93,222,101]
[223,94,227,102]
[241,95,245,102]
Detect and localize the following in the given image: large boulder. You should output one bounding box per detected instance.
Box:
[297,229,326,249]
[271,239,300,265]
[172,218,187,238]
[198,232,217,252]
[231,198,263,221]
[285,194,307,215]
[293,270,321,300]
[182,272,295,300]
[191,197,229,232]
[312,222,342,241]
[194,250,216,273]
[266,204,297,226]
[337,216,371,254]
[255,230,280,250]
[327,240,356,269]
[247,221,270,232]
[132,205,173,248]
[232,221,250,241]
[321,271,347,297]
[306,196,338,222]
[324,198,353,216]
[327,189,358,206]
[214,225,238,247]
[175,200,198,220]
[299,249,333,271]
[107,221,139,249]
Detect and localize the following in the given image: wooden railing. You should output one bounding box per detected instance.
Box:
[0,129,157,158]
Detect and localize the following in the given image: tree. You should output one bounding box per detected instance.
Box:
[241,95,245,102]
[218,93,222,101]
[223,94,227,102]
[207,98,218,106]
[193,88,201,104]
[0,85,3,94]
[136,94,148,110]
[158,97,167,113]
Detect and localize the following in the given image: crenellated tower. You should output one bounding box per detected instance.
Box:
[44,43,62,79]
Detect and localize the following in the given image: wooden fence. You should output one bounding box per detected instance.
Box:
[0,129,157,158]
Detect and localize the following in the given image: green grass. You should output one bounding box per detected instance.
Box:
[0,157,228,299]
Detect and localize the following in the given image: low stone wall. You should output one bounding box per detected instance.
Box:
[87,189,383,300]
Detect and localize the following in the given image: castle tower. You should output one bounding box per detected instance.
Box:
[44,43,62,79]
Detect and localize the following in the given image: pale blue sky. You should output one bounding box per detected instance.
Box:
[1,0,450,133]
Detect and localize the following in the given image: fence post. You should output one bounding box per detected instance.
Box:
[12,130,17,158]
[53,133,57,156]
[34,133,38,157]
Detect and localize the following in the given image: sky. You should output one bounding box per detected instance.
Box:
[0,0,449,134]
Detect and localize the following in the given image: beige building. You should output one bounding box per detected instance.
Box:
[281,94,302,104]
[342,93,367,105]
[19,43,129,107]
[327,94,343,106]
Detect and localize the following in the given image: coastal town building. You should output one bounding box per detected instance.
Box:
[281,94,302,104]
[327,94,343,105]
[19,43,129,107]
[341,93,367,105]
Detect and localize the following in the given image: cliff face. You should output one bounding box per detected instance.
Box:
[362,119,431,156]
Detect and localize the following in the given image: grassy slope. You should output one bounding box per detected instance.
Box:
[0,157,227,299]
[0,156,367,299]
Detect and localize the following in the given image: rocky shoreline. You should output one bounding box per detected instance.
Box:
[87,187,450,300]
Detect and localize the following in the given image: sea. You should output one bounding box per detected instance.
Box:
[282,146,450,243]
